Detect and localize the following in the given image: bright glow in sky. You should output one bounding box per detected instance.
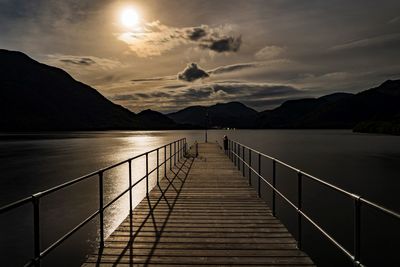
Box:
[120,7,139,28]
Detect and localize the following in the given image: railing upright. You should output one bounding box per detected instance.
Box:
[156,149,159,186]
[237,145,240,171]
[98,171,104,248]
[128,160,133,231]
[145,153,149,197]
[354,197,361,266]
[242,146,245,177]
[230,140,233,160]
[169,143,172,170]
[33,194,41,267]
[258,153,261,198]
[233,143,236,166]
[272,159,276,216]
[297,171,303,249]
[174,142,176,166]
[248,149,252,185]
[164,145,167,177]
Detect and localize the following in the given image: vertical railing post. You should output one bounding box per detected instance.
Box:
[237,145,240,171]
[156,148,159,186]
[178,140,180,159]
[354,197,361,266]
[297,171,303,249]
[258,153,261,198]
[230,140,233,161]
[233,142,236,166]
[242,146,245,177]
[169,143,172,170]
[145,153,149,197]
[228,140,231,160]
[248,149,252,185]
[272,160,276,216]
[174,142,176,166]
[32,194,41,267]
[98,171,104,248]
[128,160,133,234]
[164,145,167,177]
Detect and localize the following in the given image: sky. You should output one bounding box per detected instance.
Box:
[1,0,400,113]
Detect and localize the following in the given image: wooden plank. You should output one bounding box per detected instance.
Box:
[82,142,314,266]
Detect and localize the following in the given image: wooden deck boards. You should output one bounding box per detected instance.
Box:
[82,143,314,266]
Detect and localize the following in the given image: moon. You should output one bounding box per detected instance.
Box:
[120,7,139,28]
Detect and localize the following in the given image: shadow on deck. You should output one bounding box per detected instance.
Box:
[82,143,314,267]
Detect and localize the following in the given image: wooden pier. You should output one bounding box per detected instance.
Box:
[82,143,314,266]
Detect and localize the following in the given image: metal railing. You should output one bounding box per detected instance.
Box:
[0,138,187,267]
[227,139,400,267]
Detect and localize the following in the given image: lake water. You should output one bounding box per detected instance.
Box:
[0,130,399,266]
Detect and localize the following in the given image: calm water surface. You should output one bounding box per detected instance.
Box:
[0,130,399,266]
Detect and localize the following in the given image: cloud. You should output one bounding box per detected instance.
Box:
[330,33,400,51]
[255,45,285,60]
[131,76,175,83]
[59,57,95,66]
[134,62,259,84]
[388,16,400,24]
[209,62,260,74]
[111,94,139,101]
[201,36,242,53]
[163,84,187,89]
[178,63,209,82]
[46,54,123,70]
[187,26,208,41]
[117,21,242,57]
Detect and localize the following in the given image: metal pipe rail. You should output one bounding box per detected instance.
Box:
[0,138,187,267]
[227,139,400,267]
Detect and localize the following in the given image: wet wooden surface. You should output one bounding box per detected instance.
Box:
[82,143,314,266]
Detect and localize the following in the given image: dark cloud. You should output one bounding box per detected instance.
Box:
[202,36,242,53]
[163,84,187,89]
[187,26,207,41]
[178,63,209,82]
[131,76,174,83]
[60,57,95,66]
[119,20,242,57]
[136,62,258,84]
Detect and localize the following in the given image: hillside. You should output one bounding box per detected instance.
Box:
[257,80,400,130]
[168,102,258,128]
[0,49,177,131]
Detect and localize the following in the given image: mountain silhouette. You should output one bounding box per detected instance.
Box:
[136,109,182,130]
[0,49,176,131]
[167,79,400,134]
[257,79,400,132]
[168,102,257,128]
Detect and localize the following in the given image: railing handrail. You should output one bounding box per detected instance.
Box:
[228,139,400,267]
[0,138,186,212]
[230,140,399,219]
[0,137,187,267]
